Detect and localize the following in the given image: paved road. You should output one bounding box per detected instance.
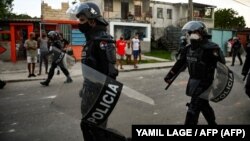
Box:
[0,63,249,141]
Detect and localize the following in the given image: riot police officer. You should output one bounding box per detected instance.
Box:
[242,40,250,97]
[73,2,118,141]
[164,21,225,125]
[40,31,73,86]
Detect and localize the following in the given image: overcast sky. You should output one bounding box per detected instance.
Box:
[12,0,250,27]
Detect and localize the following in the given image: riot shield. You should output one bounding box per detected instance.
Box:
[199,62,234,102]
[51,63,123,126]
[51,47,75,69]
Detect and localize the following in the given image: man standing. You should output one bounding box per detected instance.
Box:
[37,32,49,75]
[131,34,140,68]
[24,32,38,77]
[73,2,118,140]
[116,35,126,69]
[164,21,226,125]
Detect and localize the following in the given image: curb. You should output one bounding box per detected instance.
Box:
[118,65,173,72]
[4,78,46,83]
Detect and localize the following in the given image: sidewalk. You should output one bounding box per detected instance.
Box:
[0,56,232,82]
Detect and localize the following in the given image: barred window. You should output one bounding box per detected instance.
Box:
[157,8,163,19]
[104,0,113,12]
[146,7,152,18]
[167,9,172,19]
[134,5,141,17]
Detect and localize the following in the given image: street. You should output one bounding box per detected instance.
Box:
[0,63,250,141]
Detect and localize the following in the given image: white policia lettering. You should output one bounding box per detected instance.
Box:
[212,72,233,102]
[87,84,119,124]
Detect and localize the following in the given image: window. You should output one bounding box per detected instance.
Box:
[157,8,163,19]
[146,7,152,18]
[134,5,141,17]
[167,9,172,19]
[104,0,113,12]
[205,8,212,18]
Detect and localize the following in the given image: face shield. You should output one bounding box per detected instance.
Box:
[66,2,89,20]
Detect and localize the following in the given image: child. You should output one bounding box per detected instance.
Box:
[125,40,132,65]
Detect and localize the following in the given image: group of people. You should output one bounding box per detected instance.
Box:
[65,1,250,141]
[116,34,141,69]
[23,31,73,86]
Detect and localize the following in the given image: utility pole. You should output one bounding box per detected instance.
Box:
[188,0,193,21]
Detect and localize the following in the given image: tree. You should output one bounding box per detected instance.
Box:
[214,8,246,29]
[0,0,14,19]
[9,13,32,19]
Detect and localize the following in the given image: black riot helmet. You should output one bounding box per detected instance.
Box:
[75,2,108,26]
[47,31,60,41]
[182,21,211,39]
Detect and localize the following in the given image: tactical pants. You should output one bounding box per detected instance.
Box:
[185,96,216,125]
[47,61,69,81]
[232,49,243,65]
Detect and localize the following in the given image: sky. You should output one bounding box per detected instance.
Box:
[12,0,250,27]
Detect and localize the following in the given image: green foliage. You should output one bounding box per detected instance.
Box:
[144,49,171,60]
[0,0,14,19]
[9,13,32,19]
[0,0,36,19]
[214,8,246,29]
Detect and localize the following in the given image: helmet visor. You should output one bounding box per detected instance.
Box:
[181,21,204,34]
[66,2,90,20]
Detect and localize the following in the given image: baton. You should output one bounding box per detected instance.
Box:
[243,75,247,81]
[165,65,186,91]
[165,73,179,90]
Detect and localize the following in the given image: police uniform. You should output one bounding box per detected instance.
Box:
[165,21,225,125]
[242,41,250,97]
[73,2,119,141]
[40,31,72,86]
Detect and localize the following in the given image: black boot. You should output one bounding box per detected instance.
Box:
[64,76,73,83]
[40,80,50,86]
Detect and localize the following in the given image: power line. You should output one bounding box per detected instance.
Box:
[233,0,250,7]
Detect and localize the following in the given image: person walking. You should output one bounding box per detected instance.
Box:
[73,2,118,140]
[40,31,73,86]
[164,21,226,125]
[231,37,243,66]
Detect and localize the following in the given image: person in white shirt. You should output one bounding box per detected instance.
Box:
[131,34,140,68]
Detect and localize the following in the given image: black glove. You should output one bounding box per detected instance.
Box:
[108,64,118,79]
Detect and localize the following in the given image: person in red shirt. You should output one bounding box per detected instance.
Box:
[116,35,126,69]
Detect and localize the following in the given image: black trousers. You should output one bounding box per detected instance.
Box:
[39,51,49,73]
[185,96,216,125]
[232,49,243,65]
[47,61,69,81]
[246,73,250,97]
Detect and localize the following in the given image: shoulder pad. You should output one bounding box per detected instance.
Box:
[202,42,220,50]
